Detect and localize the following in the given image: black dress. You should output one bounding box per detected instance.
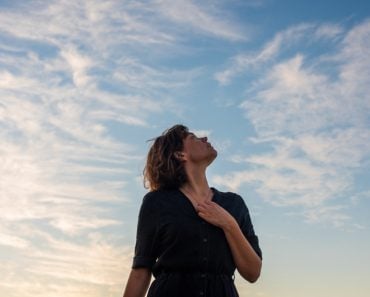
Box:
[132,188,262,297]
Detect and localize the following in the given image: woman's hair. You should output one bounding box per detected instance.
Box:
[144,124,189,191]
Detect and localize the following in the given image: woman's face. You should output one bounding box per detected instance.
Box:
[181,132,217,165]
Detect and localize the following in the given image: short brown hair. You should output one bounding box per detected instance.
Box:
[144,124,189,191]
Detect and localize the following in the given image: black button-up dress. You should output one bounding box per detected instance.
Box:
[132,188,262,297]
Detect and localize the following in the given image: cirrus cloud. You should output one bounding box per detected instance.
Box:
[213,19,370,227]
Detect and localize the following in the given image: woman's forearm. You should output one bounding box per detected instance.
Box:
[123,268,152,297]
[223,220,262,282]
[196,200,262,282]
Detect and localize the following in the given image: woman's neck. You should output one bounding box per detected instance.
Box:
[184,164,209,190]
[180,167,212,203]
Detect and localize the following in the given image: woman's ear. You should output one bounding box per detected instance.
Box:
[174,151,185,160]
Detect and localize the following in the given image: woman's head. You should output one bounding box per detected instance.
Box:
[144,124,190,191]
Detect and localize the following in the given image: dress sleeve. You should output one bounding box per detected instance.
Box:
[238,196,263,260]
[132,192,160,269]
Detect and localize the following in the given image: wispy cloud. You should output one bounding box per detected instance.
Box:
[153,0,247,41]
[0,1,163,295]
[2,0,368,295]
[213,19,370,227]
[60,46,93,87]
[214,22,345,85]
[0,229,132,297]
[301,205,351,227]
[1,0,249,294]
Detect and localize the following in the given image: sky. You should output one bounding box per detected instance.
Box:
[1,0,370,296]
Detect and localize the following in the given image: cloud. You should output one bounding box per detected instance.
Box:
[0,0,213,239]
[0,1,179,293]
[0,1,256,295]
[314,23,344,39]
[301,205,350,227]
[153,0,247,41]
[60,46,93,87]
[0,232,29,249]
[1,0,367,295]
[112,57,203,92]
[214,22,346,85]
[0,1,173,47]
[213,19,370,226]
[0,126,132,293]
[0,229,133,297]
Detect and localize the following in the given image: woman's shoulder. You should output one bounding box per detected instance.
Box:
[213,188,247,207]
[213,187,243,201]
[140,189,180,213]
[213,188,250,221]
[142,189,178,203]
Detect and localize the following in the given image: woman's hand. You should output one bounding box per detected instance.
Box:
[196,200,237,230]
[197,200,262,283]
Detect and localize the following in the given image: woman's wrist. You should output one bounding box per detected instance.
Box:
[221,216,238,233]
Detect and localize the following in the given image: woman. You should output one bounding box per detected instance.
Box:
[123,124,262,297]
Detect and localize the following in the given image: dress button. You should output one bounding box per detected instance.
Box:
[203,257,208,262]
[201,273,206,278]
[200,291,204,296]
[203,238,208,243]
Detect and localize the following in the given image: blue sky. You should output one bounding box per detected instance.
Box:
[1,0,370,296]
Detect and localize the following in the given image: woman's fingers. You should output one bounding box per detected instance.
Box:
[196,201,229,227]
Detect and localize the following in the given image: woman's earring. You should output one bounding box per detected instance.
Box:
[175,152,184,159]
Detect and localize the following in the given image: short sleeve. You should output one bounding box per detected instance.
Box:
[132,192,160,269]
[238,197,263,260]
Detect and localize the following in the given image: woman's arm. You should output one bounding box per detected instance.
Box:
[123,268,152,297]
[222,218,262,282]
[197,201,262,282]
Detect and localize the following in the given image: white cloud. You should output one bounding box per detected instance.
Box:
[60,46,93,87]
[1,0,367,295]
[214,23,315,85]
[301,205,350,227]
[213,19,370,226]
[26,234,130,285]
[154,0,247,41]
[0,230,133,297]
[112,57,202,91]
[314,23,344,39]
[214,21,346,85]
[1,1,210,294]
[0,1,256,295]
[192,129,212,137]
[0,71,38,90]
[0,1,172,47]
[350,190,370,205]
[0,138,126,229]
[0,233,29,249]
